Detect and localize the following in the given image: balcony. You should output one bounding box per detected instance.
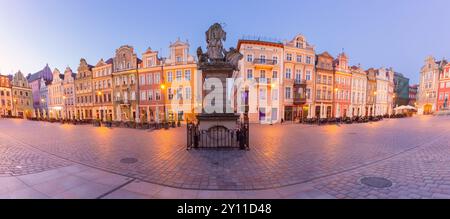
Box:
[255,77,272,85]
[253,59,277,69]
[294,80,307,86]
[294,94,307,105]
[114,99,131,105]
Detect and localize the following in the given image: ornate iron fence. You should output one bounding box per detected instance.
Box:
[187,121,249,150]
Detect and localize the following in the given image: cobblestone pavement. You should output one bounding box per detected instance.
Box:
[1,116,450,198]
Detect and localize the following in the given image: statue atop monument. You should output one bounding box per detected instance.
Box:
[206,23,226,60]
[197,23,243,71]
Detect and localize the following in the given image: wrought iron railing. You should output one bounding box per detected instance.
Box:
[253,59,277,65]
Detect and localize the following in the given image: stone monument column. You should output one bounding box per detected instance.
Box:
[194,23,244,147]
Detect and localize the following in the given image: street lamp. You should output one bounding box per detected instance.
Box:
[97,91,103,121]
[160,84,167,123]
[270,83,276,125]
[13,99,17,117]
[373,91,377,117]
[334,88,339,119]
[41,98,46,119]
[62,95,67,119]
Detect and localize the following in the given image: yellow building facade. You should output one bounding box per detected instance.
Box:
[162,39,197,122]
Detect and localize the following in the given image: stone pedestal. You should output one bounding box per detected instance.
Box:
[197,62,240,131]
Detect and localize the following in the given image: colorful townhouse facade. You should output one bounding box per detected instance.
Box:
[315,52,334,119]
[350,65,367,117]
[112,45,140,122]
[138,48,165,123]
[11,71,33,118]
[437,62,450,110]
[236,38,284,124]
[333,53,352,118]
[0,74,13,117]
[27,64,53,117]
[92,58,114,121]
[162,39,198,122]
[75,59,94,120]
[408,84,418,107]
[283,35,315,122]
[366,68,378,116]
[375,68,390,116]
[62,67,76,120]
[417,56,443,115]
[48,68,64,119]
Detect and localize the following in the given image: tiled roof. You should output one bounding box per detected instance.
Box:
[27,64,53,83]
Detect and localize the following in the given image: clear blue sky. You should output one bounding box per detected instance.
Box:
[1,0,449,84]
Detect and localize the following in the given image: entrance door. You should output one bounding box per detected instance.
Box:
[271,108,278,122]
[424,104,432,115]
[327,106,332,118]
[284,107,293,121]
[259,107,266,122]
[315,106,320,119]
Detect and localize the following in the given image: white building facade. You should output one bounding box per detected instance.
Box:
[350,66,367,117]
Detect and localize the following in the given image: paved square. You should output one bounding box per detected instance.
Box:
[0,116,450,198]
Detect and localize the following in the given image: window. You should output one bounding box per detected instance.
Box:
[247,54,253,62]
[306,56,312,64]
[296,55,302,63]
[185,70,191,81]
[273,56,278,64]
[306,88,311,99]
[148,90,153,101]
[247,69,253,79]
[176,70,182,81]
[176,56,182,63]
[286,53,292,61]
[306,71,311,81]
[260,55,266,63]
[317,90,322,100]
[272,88,278,101]
[260,70,266,79]
[167,72,173,82]
[285,87,292,99]
[141,91,147,100]
[295,71,302,83]
[155,90,161,100]
[131,91,136,100]
[259,88,266,100]
[146,57,154,67]
[296,41,303,48]
[155,73,160,84]
[147,74,153,85]
[177,87,183,100]
[140,75,146,85]
[185,87,191,100]
[168,88,173,100]
[272,71,278,79]
[285,68,292,79]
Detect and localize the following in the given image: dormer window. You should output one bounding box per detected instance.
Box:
[296,38,304,48]
[176,56,182,63]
